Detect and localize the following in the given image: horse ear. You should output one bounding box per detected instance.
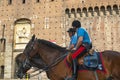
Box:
[32,34,35,41]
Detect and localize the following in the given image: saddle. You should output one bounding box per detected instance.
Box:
[83,51,99,70]
[66,49,103,71]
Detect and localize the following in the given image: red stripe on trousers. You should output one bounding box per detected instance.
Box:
[72,46,85,59]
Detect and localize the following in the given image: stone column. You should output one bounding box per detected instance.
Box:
[100,11,104,16]
[4,43,12,79]
[82,12,86,17]
[112,11,116,15]
[76,13,80,18]
[119,9,120,15]
[70,13,75,18]
[93,12,98,17]
[88,12,92,17]
[106,11,110,16]
[65,14,69,18]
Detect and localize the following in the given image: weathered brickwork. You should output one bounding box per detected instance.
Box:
[0,0,120,79]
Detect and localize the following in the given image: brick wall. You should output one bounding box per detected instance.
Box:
[0,0,120,79]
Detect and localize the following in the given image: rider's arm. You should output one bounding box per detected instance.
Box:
[69,44,75,50]
[75,36,83,49]
[68,35,77,50]
[74,28,84,50]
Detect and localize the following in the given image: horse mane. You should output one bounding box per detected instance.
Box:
[37,39,66,51]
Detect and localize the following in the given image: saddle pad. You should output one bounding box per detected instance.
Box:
[83,51,99,69]
[64,52,107,74]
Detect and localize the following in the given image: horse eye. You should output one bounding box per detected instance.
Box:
[33,46,35,50]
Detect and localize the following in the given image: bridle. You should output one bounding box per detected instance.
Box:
[24,39,37,59]
[23,39,69,73]
[25,51,68,73]
[38,52,68,73]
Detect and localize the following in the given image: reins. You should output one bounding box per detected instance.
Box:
[37,52,69,73]
[24,38,71,74]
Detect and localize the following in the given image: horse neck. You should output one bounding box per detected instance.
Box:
[38,45,67,65]
[46,60,70,80]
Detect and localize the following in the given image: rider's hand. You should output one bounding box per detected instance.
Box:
[72,48,76,50]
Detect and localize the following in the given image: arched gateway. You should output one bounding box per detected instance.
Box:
[13,18,31,78]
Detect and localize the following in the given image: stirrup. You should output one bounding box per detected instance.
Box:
[67,77,76,80]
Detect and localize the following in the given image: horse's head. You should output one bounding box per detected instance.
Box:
[18,35,71,80]
[16,53,32,79]
[16,35,40,79]
[16,52,47,78]
[23,34,39,58]
[17,35,55,79]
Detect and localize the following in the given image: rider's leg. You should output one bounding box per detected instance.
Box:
[72,58,77,79]
[70,46,87,80]
[67,58,77,80]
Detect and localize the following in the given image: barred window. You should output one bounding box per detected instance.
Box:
[23,0,25,4]
[37,0,40,3]
[8,0,12,4]
[44,17,49,29]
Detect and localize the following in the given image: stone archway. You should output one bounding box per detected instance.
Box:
[14,18,31,51]
[13,18,31,78]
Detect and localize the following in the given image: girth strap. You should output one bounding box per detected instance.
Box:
[94,71,99,80]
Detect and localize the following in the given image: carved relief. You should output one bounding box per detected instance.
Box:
[16,25,30,43]
[14,19,31,50]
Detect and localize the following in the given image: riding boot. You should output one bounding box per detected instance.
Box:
[68,58,77,80]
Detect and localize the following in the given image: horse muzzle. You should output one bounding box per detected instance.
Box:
[16,70,25,79]
[17,73,24,79]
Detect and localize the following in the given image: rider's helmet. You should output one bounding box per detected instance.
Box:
[67,28,76,33]
[72,20,81,28]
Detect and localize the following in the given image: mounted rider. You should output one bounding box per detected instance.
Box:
[69,20,92,80]
[67,28,77,50]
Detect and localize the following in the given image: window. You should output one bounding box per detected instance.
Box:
[36,0,40,3]
[107,5,112,15]
[94,6,99,16]
[45,17,49,29]
[65,8,70,14]
[100,6,106,15]
[8,0,12,4]
[81,0,85,3]
[0,66,4,79]
[23,0,25,4]
[113,4,119,14]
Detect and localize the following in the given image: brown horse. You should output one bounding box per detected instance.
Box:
[17,35,120,80]
[16,53,47,78]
